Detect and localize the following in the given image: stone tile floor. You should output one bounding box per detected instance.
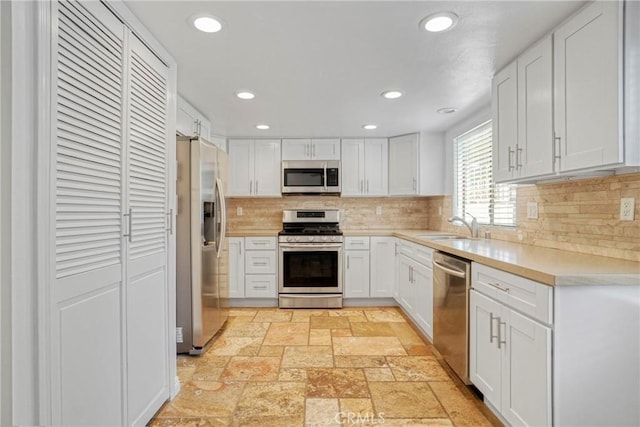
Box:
[149,307,501,427]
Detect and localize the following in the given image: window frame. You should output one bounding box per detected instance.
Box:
[453,119,516,227]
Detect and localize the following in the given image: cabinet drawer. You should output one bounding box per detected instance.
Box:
[398,240,415,257]
[245,236,277,250]
[414,244,433,266]
[397,239,432,266]
[472,263,552,324]
[345,236,370,250]
[245,275,277,298]
[245,251,277,274]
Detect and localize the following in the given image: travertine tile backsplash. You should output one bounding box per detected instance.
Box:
[227,197,431,232]
[227,173,640,262]
[427,173,640,262]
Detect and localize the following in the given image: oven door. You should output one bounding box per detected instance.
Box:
[278,242,343,294]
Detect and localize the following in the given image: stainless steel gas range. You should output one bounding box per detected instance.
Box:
[278,209,343,308]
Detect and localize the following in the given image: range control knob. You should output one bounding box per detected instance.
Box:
[295,236,301,242]
[322,236,328,242]
[286,236,294,242]
[307,236,314,242]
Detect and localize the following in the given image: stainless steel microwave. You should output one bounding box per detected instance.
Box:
[281,160,341,194]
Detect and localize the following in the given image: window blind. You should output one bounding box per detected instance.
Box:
[454,120,516,226]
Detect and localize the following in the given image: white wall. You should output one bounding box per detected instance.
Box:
[418,131,445,196]
[0,2,12,425]
[443,106,491,195]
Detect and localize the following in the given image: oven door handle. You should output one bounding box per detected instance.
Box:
[280,243,343,249]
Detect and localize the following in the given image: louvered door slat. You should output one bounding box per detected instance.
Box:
[128,44,167,260]
[58,126,121,156]
[60,0,122,53]
[55,0,123,279]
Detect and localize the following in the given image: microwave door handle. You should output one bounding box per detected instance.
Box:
[323,162,327,191]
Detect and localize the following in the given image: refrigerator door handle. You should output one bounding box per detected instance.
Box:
[216,177,227,259]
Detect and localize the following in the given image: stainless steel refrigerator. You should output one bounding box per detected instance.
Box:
[176,136,229,355]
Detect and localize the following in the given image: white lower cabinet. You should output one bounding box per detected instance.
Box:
[395,239,433,338]
[470,263,552,427]
[229,237,277,299]
[344,237,370,298]
[344,236,395,299]
[228,237,245,298]
[370,237,395,297]
[344,249,370,298]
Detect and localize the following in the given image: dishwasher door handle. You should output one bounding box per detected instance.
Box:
[433,260,467,278]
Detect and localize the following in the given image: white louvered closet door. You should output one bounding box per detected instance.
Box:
[52,1,126,425]
[125,33,170,426]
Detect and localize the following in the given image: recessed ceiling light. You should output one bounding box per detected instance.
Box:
[437,107,457,114]
[236,91,255,100]
[362,124,377,130]
[256,124,270,130]
[381,90,403,99]
[193,15,222,33]
[420,12,458,33]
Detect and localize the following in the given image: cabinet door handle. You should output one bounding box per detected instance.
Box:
[347,255,350,269]
[489,313,499,344]
[166,209,173,234]
[249,180,253,195]
[256,180,259,194]
[498,319,507,349]
[360,180,364,193]
[516,146,523,169]
[123,208,133,242]
[412,178,417,191]
[239,243,242,255]
[366,180,369,193]
[253,262,268,266]
[313,144,316,158]
[553,132,562,168]
[508,146,515,171]
[253,285,268,290]
[489,282,510,293]
[409,266,413,283]
[306,144,310,157]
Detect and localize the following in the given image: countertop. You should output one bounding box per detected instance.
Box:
[227,228,640,286]
[394,230,640,287]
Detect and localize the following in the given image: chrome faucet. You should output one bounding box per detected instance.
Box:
[448,213,479,238]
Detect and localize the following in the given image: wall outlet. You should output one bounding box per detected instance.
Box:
[376,206,383,216]
[620,198,635,221]
[527,201,538,219]
[237,206,243,216]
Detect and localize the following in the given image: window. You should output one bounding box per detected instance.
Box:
[454,120,516,226]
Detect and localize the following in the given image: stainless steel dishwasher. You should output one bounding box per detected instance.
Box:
[433,251,471,384]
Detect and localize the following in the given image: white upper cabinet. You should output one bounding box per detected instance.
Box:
[493,36,554,183]
[518,36,554,178]
[176,95,211,140]
[282,138,340,160]
[554,0,622,172]
[341,138,388,196]
[493,0,640,182]
[389,134,419,195]
[492,62,519,183]
[228,139,281,196]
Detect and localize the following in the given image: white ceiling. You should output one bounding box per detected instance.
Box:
[125,1,586,138]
